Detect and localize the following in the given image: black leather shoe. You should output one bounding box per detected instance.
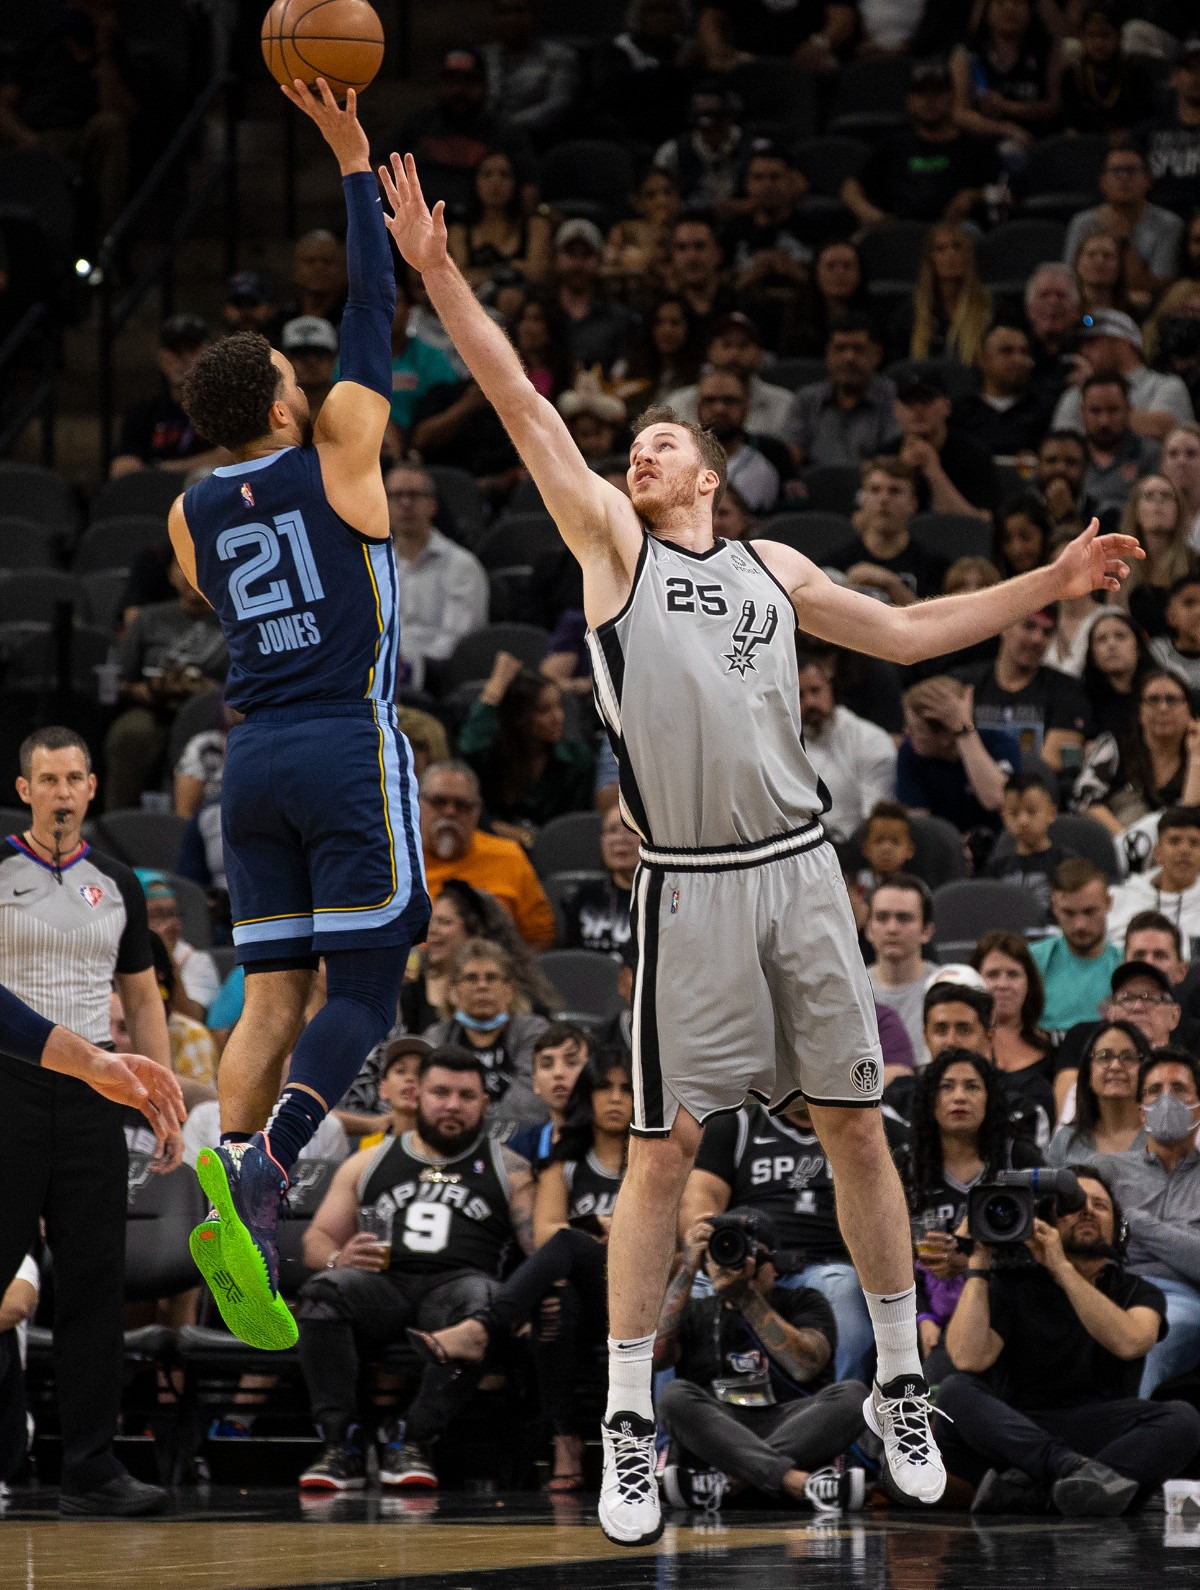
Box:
[58,1473,169,1517]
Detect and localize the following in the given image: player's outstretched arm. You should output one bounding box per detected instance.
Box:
[756,520,1143,667]
[281,77,393,540]
[378,152,639,575]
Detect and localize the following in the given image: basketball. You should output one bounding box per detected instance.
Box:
[261,0,384,96]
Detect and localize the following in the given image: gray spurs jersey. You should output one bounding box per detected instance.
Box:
[586,534,830,851]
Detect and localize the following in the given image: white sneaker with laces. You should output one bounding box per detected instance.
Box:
[804,1462,866,1514]
[599,1411,664,1546]
[863,1374,946,1506]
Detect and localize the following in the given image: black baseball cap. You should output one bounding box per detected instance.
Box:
[160,313,208,350]
[1111,960,1175,1000]
[381,1035,434,1074]
[909,58,952,90]
[895,368,948,404]
[226,270,271,305]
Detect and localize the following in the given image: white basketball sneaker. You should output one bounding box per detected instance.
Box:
[599,1411,664,1546]
[863,1374,947,1506]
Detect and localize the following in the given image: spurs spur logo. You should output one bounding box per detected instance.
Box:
[724,599,778,677]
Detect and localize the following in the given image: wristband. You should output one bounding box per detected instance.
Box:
[963,1268,990,1279]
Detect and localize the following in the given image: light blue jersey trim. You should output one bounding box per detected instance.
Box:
[313,716,418,931]
[211,448,297,478]
[232,912,314,946]
[366,539,400,702]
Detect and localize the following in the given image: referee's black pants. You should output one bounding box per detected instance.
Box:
[0,1058,128,1493]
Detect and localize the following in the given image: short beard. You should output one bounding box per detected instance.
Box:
[1063,1235,1111,1260]
[416,1107,475,1157]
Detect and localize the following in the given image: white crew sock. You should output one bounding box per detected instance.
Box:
[865,1286,923,1385]
[605,1333,656,1422]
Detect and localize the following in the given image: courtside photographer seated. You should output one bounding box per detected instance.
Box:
[654,1208,869,1515]
[936,1165,1200,1517]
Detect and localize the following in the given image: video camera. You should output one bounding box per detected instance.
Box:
[967,1168,1085,1250]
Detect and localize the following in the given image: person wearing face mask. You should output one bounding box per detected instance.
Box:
[1095,1050,1200,1397]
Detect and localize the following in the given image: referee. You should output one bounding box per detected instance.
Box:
[0,726,180,1515]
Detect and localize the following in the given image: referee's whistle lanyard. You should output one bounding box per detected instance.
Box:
[23,808,73,884]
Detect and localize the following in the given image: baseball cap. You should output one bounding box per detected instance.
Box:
[711,310,761,345]
[924,964,989,996]
[160,312,208,350]
[441,46,484,76]
[910,57,952,90]
[1111,959,1175,1000]
[381,1034,434,1073]
[554,217,605,254]
[895,368,948,404]
[1180,36,1200,61]
[226,270,271,305]
[1080,308,1143,352]
[282,315,339,353]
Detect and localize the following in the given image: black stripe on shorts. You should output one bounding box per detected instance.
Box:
[634,868,665,1132]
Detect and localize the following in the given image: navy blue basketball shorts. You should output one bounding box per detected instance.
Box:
[222,701,431,965]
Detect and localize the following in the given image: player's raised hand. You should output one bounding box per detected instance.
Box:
[280,77,371,176]
[1053,518,1144,599]
[378,152,449,274]
[80,1050,187,1171]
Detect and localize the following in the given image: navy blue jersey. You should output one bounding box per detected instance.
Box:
[184,446,399,712]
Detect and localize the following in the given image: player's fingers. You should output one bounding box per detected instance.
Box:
[344,86,357,118]
[314,76,337,110]
[431,199,446,235]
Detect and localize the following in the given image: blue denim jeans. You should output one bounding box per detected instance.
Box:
[779,1261,873,1384]
[1140,1275,1200,1397]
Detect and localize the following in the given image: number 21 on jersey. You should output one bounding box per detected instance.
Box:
[217,510,325,657]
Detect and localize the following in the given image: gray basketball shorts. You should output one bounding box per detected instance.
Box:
[628,823,884,1136]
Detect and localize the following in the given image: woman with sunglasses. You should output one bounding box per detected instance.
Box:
[1047,1019,1150,1166]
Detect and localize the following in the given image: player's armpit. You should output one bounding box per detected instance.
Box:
[314,384,392,541]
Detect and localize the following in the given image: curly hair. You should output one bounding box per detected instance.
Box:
[903,1048,1011,1215]
[179,331,282,449]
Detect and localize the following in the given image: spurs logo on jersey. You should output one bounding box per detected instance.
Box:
[725,599,778,677]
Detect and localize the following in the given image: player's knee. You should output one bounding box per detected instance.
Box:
[323,946,405,1032]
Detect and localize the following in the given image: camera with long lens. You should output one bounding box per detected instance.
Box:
[967,1168,1085,1252]
[707,1212,771,1271]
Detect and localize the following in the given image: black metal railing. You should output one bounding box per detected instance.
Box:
[97,71,240,474]
[0,304,56,464]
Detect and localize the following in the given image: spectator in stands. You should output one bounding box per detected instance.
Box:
[783,316,900,470]
[109,315,222,480]
[423,940,549,1127]
[972,929,1059,1096]
[1065,147,1184,308]
[1141,36,1200,220]
[842,57,1000,230]
[667,212,733,341]
[1077,608,1154,757]
[797,650,897,843]
[459,652,593,843]
[397,878,545,1035]
[611,294,702,409]
[1055,313,1195,446]
[1074,668,1200,836]
[551,219,637,375]
[297,1047,535,1490]
[960,606,1094,770]
[903,1046,1043,1366]
[479,0,577,143]
[0,1253,37,1490]
[385,463,488,691]
[697,0,855,72]
[448,150,552,290]
[994,492,1052,580]
[135,933,216,1098]
[280,316,337,423]
[828,457,946,603]
[653,87,748,212]
[557,376,627,463]
[103,557,229,811]
[188,1038,350,1166]
[505,1022,592,1166]
[603,170,681,301]
[173,709,227,893]
[866,874,939,1055]
[857,802,916,892]
[723,140,813,308]
[1124,909,1193,990]
[898,675,1013,832]
[281,228,347,328]
[985,772,1066,918]
[411,369,522,502]
[1117,474,1195,641]
[1151,572,1200,690]
[1031,858,1122,1031]
[695,367,781,511]
[1036,429,1091,533]
[508,289,573,404]
[1106,805,1200,953]
[1047,1019,1150,1168]
[953,324,1052,463]
[222,271,281,343]
[1024,265,1082,410]
[665,312,794,444]
[798,240,872,357]
[558,807,634,956]
[896,223,992,371]
[1163,423,1200,548]
[938,1165,1199,1517]
[591,0,696,149]
[1072,229,1135,322]
[713,483,757,542]
[420,762,555,945]
[1060,4,1157,135]
[949,0,1062,150]
[392,47,535,215]
[387,278,463,438]
[891,367,997,517]
[139,874,218,1020]
[0,0,134,240]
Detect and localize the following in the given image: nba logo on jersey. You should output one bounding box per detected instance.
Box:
[670,887,680,914]
[79,884,104,908]
[240,482,255,509]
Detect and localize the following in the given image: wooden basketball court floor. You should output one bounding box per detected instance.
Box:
[0,1490,1188,1590]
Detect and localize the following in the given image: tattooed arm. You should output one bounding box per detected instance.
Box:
[737,1288,832,1384]
[502,1146,538,1256]
[654,1218,711,1369]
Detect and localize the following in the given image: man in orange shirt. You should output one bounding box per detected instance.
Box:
[420,762,555,946]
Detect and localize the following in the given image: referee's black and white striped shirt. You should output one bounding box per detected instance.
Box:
[0,835,153,1052]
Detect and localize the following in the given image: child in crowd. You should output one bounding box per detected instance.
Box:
[1150,573,1200,691]
[506,1023,593,1169]
[986,772,1072,921]
[857,802,916,892]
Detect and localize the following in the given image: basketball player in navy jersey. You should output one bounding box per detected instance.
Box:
[380,153,1144,1544]
[167,81,430,1351]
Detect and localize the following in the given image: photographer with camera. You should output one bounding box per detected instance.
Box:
[937,1166,1200,1516]
[655,1208,869,1513]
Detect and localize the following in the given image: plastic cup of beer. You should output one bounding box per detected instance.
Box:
[359,1207,392,1266]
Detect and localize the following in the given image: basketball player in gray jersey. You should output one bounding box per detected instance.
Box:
[380,153,1144,1545]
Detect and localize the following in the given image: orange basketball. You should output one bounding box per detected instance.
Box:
[261,0,384,97]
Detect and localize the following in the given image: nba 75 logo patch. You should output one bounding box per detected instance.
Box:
[725,599,778,677]
[79,884,104,908]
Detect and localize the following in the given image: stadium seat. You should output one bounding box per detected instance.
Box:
[0,462,78,537]
[800,465,860,515]
[828,55,913,135]
[725,60,817,137]
[0,149,77,292]
[755,512,852,565]
[209,944,237,983]
[80,568,130,632]
[477,514,560,571]
[125,1153,206,1302]
[90,470,182,524]
[72,516,170,573]
[766,357,826,393]
[165,686,224,774]
[538,948,623,1022]
[976,219,1066,294]
[94,809,188,871]
[991,814,1119,882]
[0,621,111,692]
[427,465,487,548]
[164,871,212,947]
[439,623,552,693]
[850,813,967,891]
[506,476,548,516]
[1016,132,1107,223]
[539,140,636,212]
[910,512,993,563]
[531,812,603,878]
[541,869,608,940]
[932,879,1043,949]
[857,221,928,287]
[0,518,65,570]
[0,570,82,625]
[793,136,872,198]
